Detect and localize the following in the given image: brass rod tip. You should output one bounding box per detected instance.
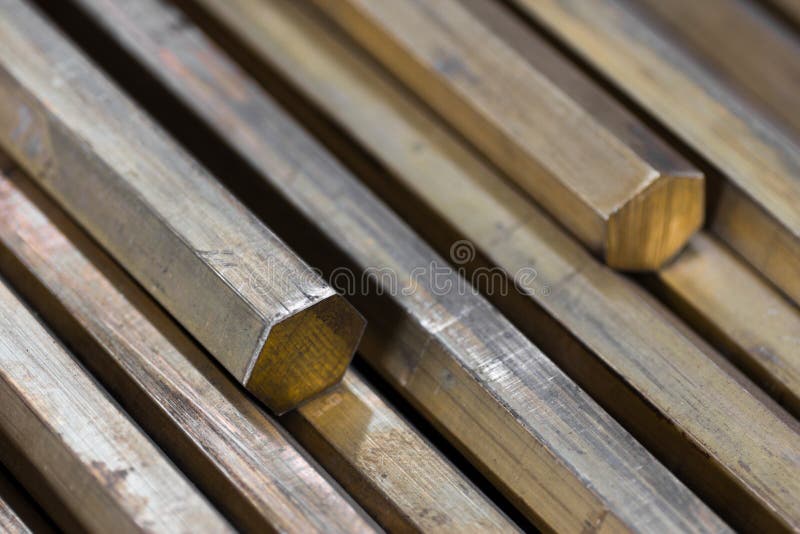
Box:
[245,294,366,414]
[605,172,704,271]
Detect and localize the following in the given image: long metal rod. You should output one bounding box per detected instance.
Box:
[167,0,799,530]
[0,160,377,534]
[0,153,510,533]
[59,0,728,531]
[309,0,704,271]
[650,232,800,419]
[0,0,364,414]
[286,369,517,532]
[511,0,800,308]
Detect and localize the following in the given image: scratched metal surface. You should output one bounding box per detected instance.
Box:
[0,496,29,534]
[458,0,695,179]
[0,503,28,534]
[65,0,728,530]
[653,232,800,420]
[0,275,232,533]
[163,0,800,531]
[0,162,376,534]
[0,0,364,413]
[0,469,38,534]
[286,369,516,533]
[0,157,506,532]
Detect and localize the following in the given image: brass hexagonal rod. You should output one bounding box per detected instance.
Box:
[311,0,704,271]
[0,161,377,533]
[636,0,800,138]
[0,156,510,534]
[286,370,517,532]
[0,0,365,413]
[177,0,799,530]
[60,0,727,530]
[512,0,800,305]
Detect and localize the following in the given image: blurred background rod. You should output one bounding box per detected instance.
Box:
[511,0,800,309]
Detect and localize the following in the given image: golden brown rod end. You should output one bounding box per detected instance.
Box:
[246,294,365,414]
[606,171,704,270]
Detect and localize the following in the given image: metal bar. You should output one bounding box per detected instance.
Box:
[0,150,504,533]
[169,0,800,530]
[634,0,800,137]
[286,369,517,532]
[650,232,800,419]
[511,0,800,308]
[58,0,729,530]
[0,159,377,534]
[310,0,704,270]
[0,0,365,414]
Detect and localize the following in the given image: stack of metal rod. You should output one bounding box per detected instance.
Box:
[0,0,797,531]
